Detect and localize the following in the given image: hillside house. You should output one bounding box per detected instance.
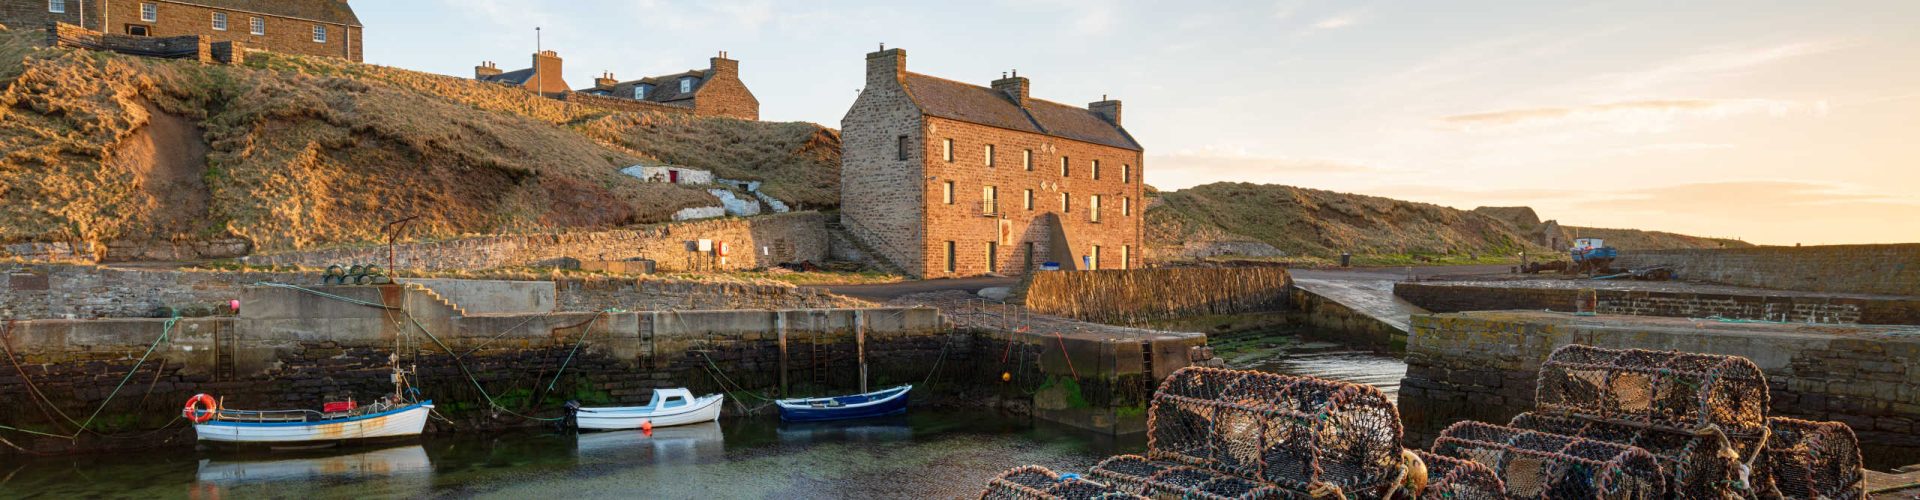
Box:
[474,50,569,97]
[839,47,1143,278]
[4,0,363,61]
[580,52,759,120]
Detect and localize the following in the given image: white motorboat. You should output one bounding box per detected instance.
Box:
[574,388,724,431]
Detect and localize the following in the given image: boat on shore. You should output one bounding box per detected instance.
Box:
[573,388,724,431]
[775,384,911,422]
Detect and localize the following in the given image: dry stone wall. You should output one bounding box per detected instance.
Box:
[243,212,831,272]
[1613,244,1920,296]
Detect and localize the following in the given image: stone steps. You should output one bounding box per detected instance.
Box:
[825,219,908,276]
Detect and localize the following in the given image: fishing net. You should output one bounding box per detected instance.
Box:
[1147,366,1405,495]
[1508,411,1742,497]
[1757,417,1866,500]
[1412,450,1507,500]
[1534,344,1770,451]
[1431,421,1667,499]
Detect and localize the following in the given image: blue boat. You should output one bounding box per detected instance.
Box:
[775,385,912,422]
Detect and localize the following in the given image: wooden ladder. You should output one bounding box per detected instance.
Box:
[810,330,829,387]
[213,322,236,382]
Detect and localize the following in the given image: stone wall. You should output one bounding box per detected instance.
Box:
[1394,282,1920,325]
[1397,311,1920,468]
[0,265,861,320]
[49,21,210,62]
[561,91,698,116]
[689,56,759,121]
[1024,268,1291,325]
[838,48,927,276]
[1288,287,1406,351]
[0,289,960,455]
[1613,244,1920,296]
[243,212,831,272]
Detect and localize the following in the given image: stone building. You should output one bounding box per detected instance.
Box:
[2,0,363,61]
[474,50,570,97]
[579,52,759,120]
[840,47,1143,278]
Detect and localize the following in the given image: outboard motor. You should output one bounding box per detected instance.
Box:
[562,400,582,431]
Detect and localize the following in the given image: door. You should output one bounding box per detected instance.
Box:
[125,24,151,36]
[669,170,680,183]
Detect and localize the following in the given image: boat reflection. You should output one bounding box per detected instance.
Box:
[195,443,433,487]
[573,421,725,466]
[774,416,913,444]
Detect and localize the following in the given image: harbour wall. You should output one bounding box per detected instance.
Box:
[1397,310,1920,468]
[0,284,957,456]
[1613,243,1920,296]
[1394,282,1920,325]
[1022,268,1292,325]
[1286,287,1406,351]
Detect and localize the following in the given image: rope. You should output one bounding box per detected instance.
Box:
[695,350,775,403]
[400,312,560,422]
[544,311,608,393]
[72,316,177,436]
[1054,332,1079,379]
[919,326,960,388]
[1,320,84,433]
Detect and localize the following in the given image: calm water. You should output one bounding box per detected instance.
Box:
[0,414,1135,499]
[0,342,1408,500]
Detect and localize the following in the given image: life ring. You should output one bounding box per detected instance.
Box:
[183,393,218,423]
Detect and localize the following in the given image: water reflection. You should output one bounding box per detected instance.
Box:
[775,416,913,444]
[574,422,724,465]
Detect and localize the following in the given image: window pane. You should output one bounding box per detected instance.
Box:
[49,0,65,14]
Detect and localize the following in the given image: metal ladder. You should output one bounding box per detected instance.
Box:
[214,322,236,382]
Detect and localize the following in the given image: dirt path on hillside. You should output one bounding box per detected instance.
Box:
[112,100,211,239]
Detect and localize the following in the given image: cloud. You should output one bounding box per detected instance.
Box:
[1575,39,1855,94]
[1438,98,1825,133]
[1312,14,1359,30]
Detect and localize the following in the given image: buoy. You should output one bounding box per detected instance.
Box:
[641,419,653,437]
[1001,371,1011,382]
[183,393,218,423]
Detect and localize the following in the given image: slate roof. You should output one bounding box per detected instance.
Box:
[173,0,362,27]
[591,70,710,104]
[479,68,534,86]
[899,72,1140,151]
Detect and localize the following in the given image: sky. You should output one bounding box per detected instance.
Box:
[355,1,1920,246]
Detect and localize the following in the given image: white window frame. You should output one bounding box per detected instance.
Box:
[250,17,265,35]
[943,181,955,205]
[1090,195,1102,222]
[942,139,953,162]
[679,77,693,93]
[312,25,328,43]
[141,3,157,22]
[1022,150,1033,171]
[633,85,647,100]
[49,0,65,14]
[984,144,995,167]
[1023,189,1034,210]
[211,12,227,31]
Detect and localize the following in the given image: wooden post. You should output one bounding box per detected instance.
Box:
[856,310,867,394]
[777,311,788,397]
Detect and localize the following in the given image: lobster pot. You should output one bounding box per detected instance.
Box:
[1534,345,1770,452]
[1412,450,1508,500]
[1508,412,1739,498]
[1088,455,1162,495]
[1147,367,1405,494]
[1759,417,1866,500]
[1432,421,1667,499]
[979,465,1145,500]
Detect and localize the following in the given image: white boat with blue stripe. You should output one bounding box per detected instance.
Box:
[190,399,435,445]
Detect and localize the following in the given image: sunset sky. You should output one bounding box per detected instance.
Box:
[357,1,1918,246]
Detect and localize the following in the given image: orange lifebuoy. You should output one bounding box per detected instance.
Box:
[183,393,218,423]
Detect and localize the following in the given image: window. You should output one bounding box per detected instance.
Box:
[1123,164,1132,184]
[679,77,693,93]
[943,181,954,204]
[48,0,65,14]
[634,85,648,100]
[1122,197,1132,217]
[1122,245,1131,270]
[1060,156,1070,177]
[1090,245,1102,270]
[1023,189,1034,210]
[942,139,953,162]
[1092,160,1101,180]
[987,241,998,272]
[945,241,957,273]
[984,144,995,167]
[1090,195,1102,222]
[982,186,998,214]
[250,17,264,35]
[141,3,157,22]
[896,135,909,161]
[1022,150,1033,171]
[1060,192,1071,212]
[312,25,327,43]
[211,12,227,31]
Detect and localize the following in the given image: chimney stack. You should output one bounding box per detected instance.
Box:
[1089,96,1122,126]
[594,71,617,91]
[865,47,906,89]
[474,60,501,79]
[710,50,739,76]
[991,70,1029,107]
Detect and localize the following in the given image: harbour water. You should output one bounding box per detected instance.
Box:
[0,334,1408,499]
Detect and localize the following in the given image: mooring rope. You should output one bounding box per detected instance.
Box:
[0,317,178,441]
[545,311,609,393]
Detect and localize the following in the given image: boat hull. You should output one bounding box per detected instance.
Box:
[577,395,724,430]
[193,402,434,444]
[777,386,911,422]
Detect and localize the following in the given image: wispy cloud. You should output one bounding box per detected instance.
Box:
[1311,13,1360,30]
[1438,98,1826,133]
[1575,39,1856,94]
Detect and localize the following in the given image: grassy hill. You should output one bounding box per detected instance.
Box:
[0,27,837,257]
[1148,182,1744,265]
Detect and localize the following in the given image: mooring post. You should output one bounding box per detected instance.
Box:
[856,309,867,394]
[777,311,789,397]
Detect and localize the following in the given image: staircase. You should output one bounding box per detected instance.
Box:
[824,217,910,276]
